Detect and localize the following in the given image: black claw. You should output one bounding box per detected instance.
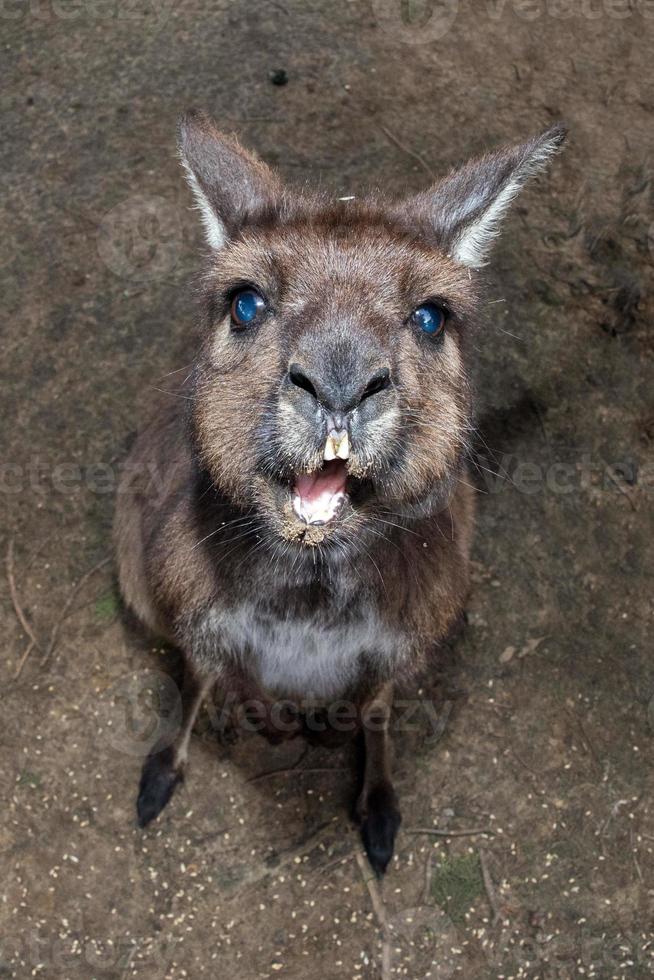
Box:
[359,785,402,877]
[136,746,183,828]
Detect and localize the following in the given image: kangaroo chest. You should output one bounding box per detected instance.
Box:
[202,597,404,700]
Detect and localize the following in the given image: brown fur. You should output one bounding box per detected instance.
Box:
[114,110,565,871]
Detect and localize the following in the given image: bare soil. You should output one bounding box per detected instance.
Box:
[1,1,653,978]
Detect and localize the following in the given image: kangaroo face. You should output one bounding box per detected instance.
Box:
[181,111,565,553]
[192,211,477,549]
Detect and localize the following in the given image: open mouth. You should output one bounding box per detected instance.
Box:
[292,459,349,526]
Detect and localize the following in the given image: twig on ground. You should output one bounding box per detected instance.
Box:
[407,826,495,839]
[511,749,542,778]
[631,829,644,884]
[6,539,42,652]
[566,709,602,771]
[246,744,308,782]
[42,557,111,664]
[23,535,53,576]
[120,942,137,979]
[422,848,433,904]
[355,850,391,980]
[600,797,632,837]
[318,850,355,876]
[479,847,501,926]
[378,125,436,181]
[248,766,347,783]
[356,850,387,925]
[603,463,637,511]
[14,640,35,680]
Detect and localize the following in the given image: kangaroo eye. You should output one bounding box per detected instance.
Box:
[410,302,446,337]
[230,288,266,327]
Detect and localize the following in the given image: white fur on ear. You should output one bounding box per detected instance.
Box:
[449,129,565,269]
[180,158,227,251]
[177,110,282,252]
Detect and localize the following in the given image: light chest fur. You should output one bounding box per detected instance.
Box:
[197,598,407,700]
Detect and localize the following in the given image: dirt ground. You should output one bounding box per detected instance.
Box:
[2,1,654,977]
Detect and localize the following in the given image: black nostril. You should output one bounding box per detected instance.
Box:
[288,363,391,413]
[360,367,392,403]
[288,363,318,400]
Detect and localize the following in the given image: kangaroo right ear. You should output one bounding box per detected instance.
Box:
[397,124,567,269]
[178,109,282,250]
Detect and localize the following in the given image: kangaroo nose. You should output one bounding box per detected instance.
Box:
[287,363,392,420]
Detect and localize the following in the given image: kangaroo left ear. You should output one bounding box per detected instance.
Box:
[399,124,567,269]
[178,109,283,251]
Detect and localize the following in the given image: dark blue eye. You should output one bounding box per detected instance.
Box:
[230,288,266,327]
[410,302,446,337]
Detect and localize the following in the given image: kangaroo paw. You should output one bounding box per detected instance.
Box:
[137,746,183,828]
[358,783,402,877]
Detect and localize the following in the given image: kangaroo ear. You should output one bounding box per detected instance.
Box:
[401,124,566,269]
[178,109,282,250]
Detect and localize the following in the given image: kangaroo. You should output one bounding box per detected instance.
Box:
[114,110,565,874]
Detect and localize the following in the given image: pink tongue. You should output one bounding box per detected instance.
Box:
[295,460,347,502]
[293,461,348,525]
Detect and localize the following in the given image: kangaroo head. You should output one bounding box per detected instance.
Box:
[179,110,565,550]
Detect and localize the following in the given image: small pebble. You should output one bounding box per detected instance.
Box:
[270,69,288,86]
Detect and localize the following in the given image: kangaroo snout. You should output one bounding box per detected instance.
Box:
[287,361,393,419]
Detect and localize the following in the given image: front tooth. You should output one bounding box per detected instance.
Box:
[335,432,349,460]
[323,435,337,461]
